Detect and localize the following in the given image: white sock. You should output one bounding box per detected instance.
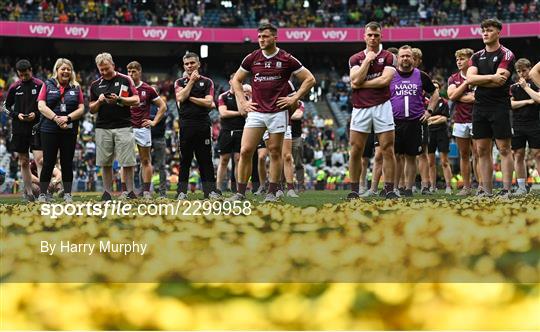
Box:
[517,178,526,189]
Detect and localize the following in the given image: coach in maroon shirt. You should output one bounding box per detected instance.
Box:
[229,23,315,202]
[348,21,397,200]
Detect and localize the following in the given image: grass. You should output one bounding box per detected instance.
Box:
[1,189,536,207]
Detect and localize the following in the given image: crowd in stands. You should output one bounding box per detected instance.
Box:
[0,0,537,28]
[0,0,206,26]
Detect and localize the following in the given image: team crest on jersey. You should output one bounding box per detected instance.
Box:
[493,56,498,62]
[69,91,75,95]
[378,58,384,63]
[199,82,204,87]
[276,61,282,68]
[31,89,37,94]
[264,61,272,68]
[115,82,119,86]
[141,91,146,96]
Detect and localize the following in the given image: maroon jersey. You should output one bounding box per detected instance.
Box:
[447,71,473,123]
[131,81,159,128]
[349,49,395,108]
[240,48,303,113]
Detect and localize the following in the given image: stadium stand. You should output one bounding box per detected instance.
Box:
[0,0,537,27]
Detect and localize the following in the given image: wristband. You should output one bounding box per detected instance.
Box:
[67,115,72,124]
[427,109,433,114]
[52,115,58,121]
[116,97,123,106]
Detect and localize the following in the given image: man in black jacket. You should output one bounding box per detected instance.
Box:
[4,59,44,202]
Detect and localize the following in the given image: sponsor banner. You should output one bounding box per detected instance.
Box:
[388,26,422,41]
[1,21,538,42]
[99,25,131,40]
[279,28,358,42]
[423,24,494,40]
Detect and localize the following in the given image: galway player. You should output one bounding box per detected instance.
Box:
[510,58,540,195]
[427,80,452,194]
[466,19,515,197]
[216,75,249,192]
[530,61,540,86]
[447,48,480,196]
[230,23,316,202]
[347,21,397,199]
[126,61,166,199]
[411,47,432,194]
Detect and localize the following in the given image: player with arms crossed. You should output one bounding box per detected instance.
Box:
[216,75,249,193]
[347,21,397,199]
[447,48,480,196]
[466,18,515,197]
[229,23,316,202]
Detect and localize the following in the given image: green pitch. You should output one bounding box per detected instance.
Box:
[1,190,535,207]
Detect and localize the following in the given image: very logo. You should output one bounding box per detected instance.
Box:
[322,30,347,41]
[64,26,89,38]
[142,28,168,40]
[285,30,311,41]
[470,27,483,36]
[432,27,459,38]
[177,30,202,40]
[29,24,54,37]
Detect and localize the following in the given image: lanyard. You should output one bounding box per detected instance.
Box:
[58,85,68,103]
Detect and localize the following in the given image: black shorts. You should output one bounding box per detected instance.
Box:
[421,122,429,146]
[428,128,450,153]
[472,105,512,139]
[11,133,41,153]
[395,119,423,156]
[217,129,243,155]
[511,123,540,150]
[363,132,375,158]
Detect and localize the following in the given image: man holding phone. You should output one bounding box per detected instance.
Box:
[89,53,140,201]
[4,59,44,202]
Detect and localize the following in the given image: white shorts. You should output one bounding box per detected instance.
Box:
[350,100,395,134]
[245,110,288,134]
[263,125,292,141]
[134,127,152,147]
[453,122,473,138]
